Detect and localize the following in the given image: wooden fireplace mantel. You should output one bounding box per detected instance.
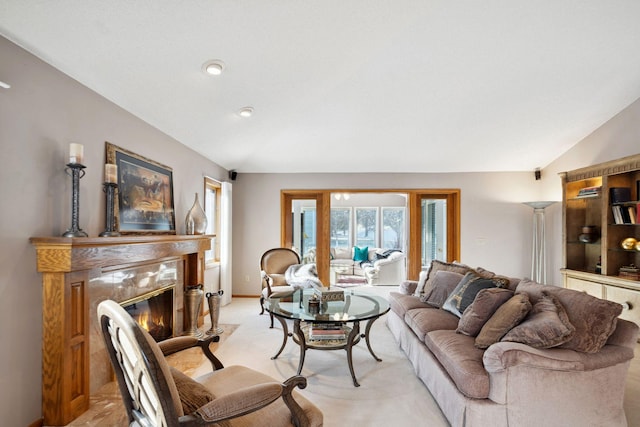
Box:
[31,235,211,426]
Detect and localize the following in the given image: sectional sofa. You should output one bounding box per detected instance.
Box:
[386,260,638,427]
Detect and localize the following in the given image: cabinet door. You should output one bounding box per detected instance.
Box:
[565,277,604,298]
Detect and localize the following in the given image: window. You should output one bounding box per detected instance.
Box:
[421,199,447,268]
[355,208,377,248]
[204,177,221,263]
[301,206,316,257]
[382,207,405,250]
[331,208,351,249]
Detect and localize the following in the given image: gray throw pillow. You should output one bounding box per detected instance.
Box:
[420,270,464,308]
[442,273,510,318]
[457,288,514,337]
[501,291,575,348]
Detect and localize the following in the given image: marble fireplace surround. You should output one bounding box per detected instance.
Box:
[31,235,211,426]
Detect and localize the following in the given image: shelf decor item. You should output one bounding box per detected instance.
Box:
[185,192,207,235]
[62,143,89,238]
[578,225,599,243]
[100,164,121,237]
[621,237,638,250]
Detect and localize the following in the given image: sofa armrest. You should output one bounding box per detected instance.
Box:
[483,341,635,374]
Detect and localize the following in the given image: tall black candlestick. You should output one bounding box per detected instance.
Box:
[62,163,88,237]
[100,182,121,237]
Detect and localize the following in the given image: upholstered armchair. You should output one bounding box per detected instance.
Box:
[259,248,301,323]
[98,299,323,426]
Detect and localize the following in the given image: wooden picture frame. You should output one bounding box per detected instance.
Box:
[106,142,176,234]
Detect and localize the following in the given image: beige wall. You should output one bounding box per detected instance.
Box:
[0,37,228,425]
[231,171,540,296]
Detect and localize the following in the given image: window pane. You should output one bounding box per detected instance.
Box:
[301,206,316,257]
[355,208,377,248]
[382,207,405,250]
[421,199,447,268]
[204,180,220,262]
[331,208,351,248]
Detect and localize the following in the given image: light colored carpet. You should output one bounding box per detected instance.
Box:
[210,287,450,426]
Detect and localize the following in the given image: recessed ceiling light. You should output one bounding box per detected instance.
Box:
[238,107,254,118]
[0,80,10,89]
[202,60,225,76]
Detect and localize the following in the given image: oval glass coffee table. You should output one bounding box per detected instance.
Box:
[266,288,390,387]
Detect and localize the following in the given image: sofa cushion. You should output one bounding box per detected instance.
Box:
[442,273,510,318]
[353,246,369,262]
[421,271,464,308]
[475,293,532,349]
[457,288,514,337]
[424,330,490,399]
[388,292,432,318]
[405,308,460,342]
[501,291,575,348]
[516,279,622,353]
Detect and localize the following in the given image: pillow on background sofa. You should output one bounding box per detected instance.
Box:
[501,291,575,348]
[442,273,510,318]
[353,246,369,262]
[457,288,514,336]
[475,293,532,349]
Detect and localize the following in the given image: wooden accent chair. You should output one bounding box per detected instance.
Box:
[98,299,323,426]
[259,248,302,327]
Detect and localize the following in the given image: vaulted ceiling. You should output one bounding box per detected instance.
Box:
[2,1,640,173]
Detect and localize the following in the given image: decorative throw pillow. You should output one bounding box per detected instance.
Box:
[501,291,575,348]
[170,367,214,414]
[420,271,464,308]
[414,270,430,296]
[419,260,476,298]
[353,246,369,262]
[457,288,514,336]
[475,293,532,349]
[515,279,622,353]
[442,273,510,318]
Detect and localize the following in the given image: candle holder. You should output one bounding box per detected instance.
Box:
[62,163,88,238]
[99,182,121,237]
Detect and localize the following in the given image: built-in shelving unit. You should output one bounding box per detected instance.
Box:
[561,153,640,328]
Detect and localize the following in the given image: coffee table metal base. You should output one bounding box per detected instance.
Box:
[270,316,383,387]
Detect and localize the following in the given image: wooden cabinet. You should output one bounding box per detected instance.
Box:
[561,154,640,325]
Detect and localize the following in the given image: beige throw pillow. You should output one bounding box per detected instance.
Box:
[170,367,215,414]
[457,288,514,337]
[420,270,465,308]
[475,293,532,349]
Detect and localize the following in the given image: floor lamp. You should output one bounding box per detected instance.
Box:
[523,201,557,284]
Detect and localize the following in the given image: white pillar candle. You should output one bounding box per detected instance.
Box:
[105,164,117,183]
[69,143,84,164]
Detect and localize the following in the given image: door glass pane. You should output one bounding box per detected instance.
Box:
[355,208,377,248]
[331,208,351,249]
[382,207,405,250]
[292,200,316,260]
[421,199,447,268]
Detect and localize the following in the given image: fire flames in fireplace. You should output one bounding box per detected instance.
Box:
[122,285,174,342]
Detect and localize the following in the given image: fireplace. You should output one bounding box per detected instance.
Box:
[122,285,174,341]
[31,235,211,426]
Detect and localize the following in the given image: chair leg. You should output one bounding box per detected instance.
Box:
[259,296,265,315]
[270,312,275,329]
